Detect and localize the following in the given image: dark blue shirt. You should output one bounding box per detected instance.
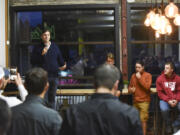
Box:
[31,42,65,77]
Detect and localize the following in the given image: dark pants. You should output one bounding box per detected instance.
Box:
[45,77,58,109]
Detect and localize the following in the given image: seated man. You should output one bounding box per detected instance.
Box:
[60,64,143,135]
[0,98,11,135]
[0,67,27,107]
[106,52,123,91]
[156,62,180,133]
[7,68,62,135]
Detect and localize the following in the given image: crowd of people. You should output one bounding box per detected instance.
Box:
[1,29,180,135]
[0,64,143,135]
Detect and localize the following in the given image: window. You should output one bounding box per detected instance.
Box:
[128,4,180,85]
[10,4,120,89]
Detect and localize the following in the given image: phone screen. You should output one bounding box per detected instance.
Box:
[10,68,17,81]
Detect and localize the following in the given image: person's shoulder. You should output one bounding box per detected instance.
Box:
[117,101,138,114]
[51,42,58,47]
[43,106,62,123]
[156,73,164,82]
[144,71,152,76]
[131,73,136,78]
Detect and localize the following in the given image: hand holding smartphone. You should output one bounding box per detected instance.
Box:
[10,67,17,81]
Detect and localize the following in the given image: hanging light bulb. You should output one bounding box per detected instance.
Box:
[166,24,172,35]
[155,31,160,38]
[147,10,156,23]
[144,10,156,27]
[144,18,150,26]
[165,2,178,18]
[151,13,161,30]
[157,15,170,34]
[174,14,180,26]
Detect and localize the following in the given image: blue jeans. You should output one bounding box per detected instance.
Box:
[45,77,59,109]
[160,100,180,127]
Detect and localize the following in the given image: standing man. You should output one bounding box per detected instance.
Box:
[156,62,180,133]
[7,68,62,135]
[128,60,152,135]
[31,29,66,109]
[60,64,143,135]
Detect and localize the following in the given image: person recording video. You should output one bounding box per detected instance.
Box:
[0,67,28,107]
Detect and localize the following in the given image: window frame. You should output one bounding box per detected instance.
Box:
[10,4,120,88]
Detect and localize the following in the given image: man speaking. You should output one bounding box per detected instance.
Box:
[31,29,66,109]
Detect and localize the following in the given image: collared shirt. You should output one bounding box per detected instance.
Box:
[7,95,62,135]
[60,93,143,135]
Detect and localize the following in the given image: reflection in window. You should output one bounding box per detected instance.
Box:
[17,9,116,88]
[130,8,180,84]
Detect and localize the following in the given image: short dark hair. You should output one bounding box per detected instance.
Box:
[24,68,48,95]
[0,99,11,135]
[41,29,51,35]
[94,64,120,90]
[165,61,175,70]
[135,60,144,67]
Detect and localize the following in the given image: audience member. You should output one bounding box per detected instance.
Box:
[60,64,143,135]
[0,98,11,135]
[128,60,152,135]
[7,68,62,135]
[156,62,180,133]
[0,67,27,107]
[106,52,123,92]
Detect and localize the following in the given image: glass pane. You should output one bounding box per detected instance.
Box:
[18,12,43,42]
[16,9,116,88]
[130,8,180,86]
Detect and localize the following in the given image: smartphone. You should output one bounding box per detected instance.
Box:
[10,67,17,81]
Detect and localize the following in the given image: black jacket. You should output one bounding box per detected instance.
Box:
[8,95,62,135]
[60,93,143,135]
[31,42,65,77]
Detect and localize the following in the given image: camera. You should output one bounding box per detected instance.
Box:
[10,67,17,81]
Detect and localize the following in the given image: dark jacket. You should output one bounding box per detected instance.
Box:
[7,95,62,135]
[31,42,65,77]
[60,93,143,135]
[156,72,180,101]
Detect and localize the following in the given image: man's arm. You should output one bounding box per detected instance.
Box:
[15,73,28,102]
[55,45,66,70]
[156,78,170,102]
[137,73,152,91]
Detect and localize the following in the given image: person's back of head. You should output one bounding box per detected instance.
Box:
[94,64,120,90]
[0,99,11,135]
[24,68,48,95]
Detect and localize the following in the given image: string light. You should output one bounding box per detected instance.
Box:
[165,2,178,18]
[144,0,180,36]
